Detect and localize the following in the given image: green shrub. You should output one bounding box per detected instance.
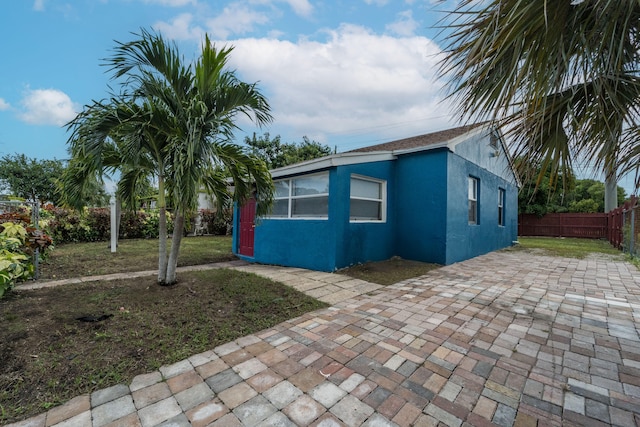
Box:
[0,222,52,298]
[86,208,111,240]
[141,209,174,238]
[46,206,175,244]
[47,207,93,243]
[199,209,232,235]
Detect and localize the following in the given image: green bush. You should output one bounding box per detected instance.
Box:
[141,209,174,238]
[46,206,175,244]
[86,208,111,240]
[47,207,94,243]
[198,209,232,235]
[0,221,53,298]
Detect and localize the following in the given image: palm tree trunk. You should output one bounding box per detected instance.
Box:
[604,171,618,212]
[165,211,184,285]
[157,174,169,284]
[604,150,618,213]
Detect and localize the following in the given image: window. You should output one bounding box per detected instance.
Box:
[498,188,505,226]
[489,132,499,149]
[350,175,385,222]
[271,172,329,219]
[468,177,478,225]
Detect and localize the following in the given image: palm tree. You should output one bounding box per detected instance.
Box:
[439,0,640,209]
[64,29,274,285]
[62,98,177,283]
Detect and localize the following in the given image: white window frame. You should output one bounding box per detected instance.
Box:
[349,174,386,223]
[270,172,329,219]
[468,176,479,225]
[498,188,505,226]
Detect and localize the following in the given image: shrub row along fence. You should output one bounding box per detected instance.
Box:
[0,204,230,295]
[0,206,232,246]
[518,196,639,257]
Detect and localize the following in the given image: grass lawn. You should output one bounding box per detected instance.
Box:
[0,237,328,424]
[38,235,235,280]
[512,236,625,259]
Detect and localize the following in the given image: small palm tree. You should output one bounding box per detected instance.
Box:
[439,0,640,208]
[64,29,274,285]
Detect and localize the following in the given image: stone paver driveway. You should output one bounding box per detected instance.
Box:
[6,250,640,427]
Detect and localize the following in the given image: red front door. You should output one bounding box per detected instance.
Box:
[239,198,256,257]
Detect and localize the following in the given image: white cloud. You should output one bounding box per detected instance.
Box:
[154,13,204,40]
[386,10,419,37]
[223,24,457,147]
[33,0,46,11]
[156,3,270,41]
[281,0,313,17]
[155,0,315,40]
[0,98,9,111]
[19,88,79,126]
[205,3,270,39]
[247,0,313,17]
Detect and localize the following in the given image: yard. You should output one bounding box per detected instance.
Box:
[0,237,327,424]
[0,235,629,424]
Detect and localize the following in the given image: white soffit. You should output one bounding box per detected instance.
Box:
[270,152,396,178]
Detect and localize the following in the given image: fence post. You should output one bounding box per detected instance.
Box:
[631,207,636,255]
[110,195,117,253]
[31,202,40,280]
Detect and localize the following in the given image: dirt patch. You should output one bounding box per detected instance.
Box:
[0,269,327,424]
[337,257,441,286]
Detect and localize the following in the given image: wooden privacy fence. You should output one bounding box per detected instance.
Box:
[608,197,639,252]
[518,196,638,253]
[518,213,607,238]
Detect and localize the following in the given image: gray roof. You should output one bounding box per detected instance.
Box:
[348,123,487,153]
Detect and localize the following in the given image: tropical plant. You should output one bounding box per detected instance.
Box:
[63,29,273,285]
[439,0,640,211]
[0,222,52,298]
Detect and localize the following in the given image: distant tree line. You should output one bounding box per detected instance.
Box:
[0,153,109,207]
[244,133,333,169]
[518,159,627,216]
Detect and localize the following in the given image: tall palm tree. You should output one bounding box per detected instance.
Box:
[64,29,274,285]
[63,98,178,283]
[439,0,640,209]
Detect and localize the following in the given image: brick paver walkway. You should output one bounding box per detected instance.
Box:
[5,251,640,426]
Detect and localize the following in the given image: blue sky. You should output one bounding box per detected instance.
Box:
[0,0,637,195]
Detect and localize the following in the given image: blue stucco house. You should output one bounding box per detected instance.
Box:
[232,123,520,272]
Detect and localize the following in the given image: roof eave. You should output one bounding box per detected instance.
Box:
[269,151,396,178]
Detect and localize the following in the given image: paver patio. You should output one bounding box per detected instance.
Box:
[5,250,640,427]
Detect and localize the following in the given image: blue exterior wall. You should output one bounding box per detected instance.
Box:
[445,153,518,264]
[234,161,397,272]
[394,149,449,264]
[333,161,396,269]
[234,168,338,271]
[233,128,519,271]
[442,129,519,264]
[453,129,519,186]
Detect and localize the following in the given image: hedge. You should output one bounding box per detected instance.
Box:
[42,206,175,244]
[41,206,231,245]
